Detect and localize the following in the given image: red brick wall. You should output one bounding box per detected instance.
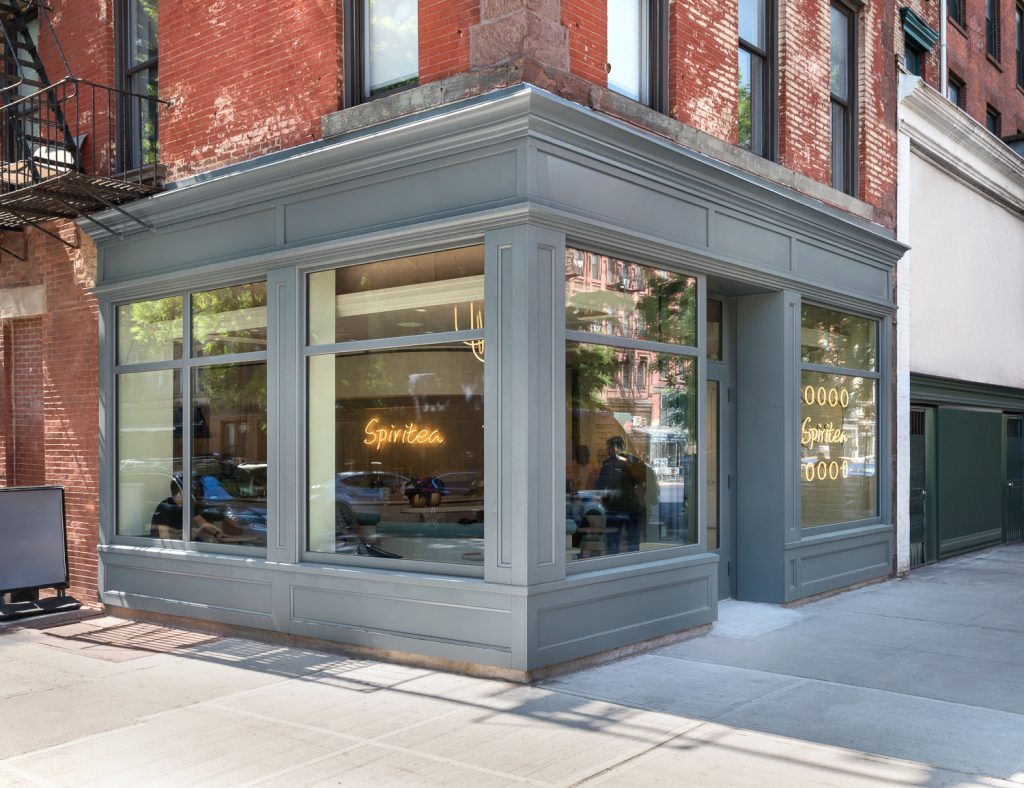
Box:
[563,0,607,87]
[39,225,99,603]
[421,0,478,83]
[159,0,344,181]
[0,317,46,487]
[0,226,98,601]
[778,0,831,186]
[860,0,898,228]
[669,0,739,143]
[39,0,115,86]
[898,0,1024,132]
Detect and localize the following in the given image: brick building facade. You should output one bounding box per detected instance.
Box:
[1,0,913,673]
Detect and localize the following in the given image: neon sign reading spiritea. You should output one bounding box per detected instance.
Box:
[801,386,851,481]
[363,417,446,450]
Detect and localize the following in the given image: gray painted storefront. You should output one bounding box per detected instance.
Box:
[88,85,902,675]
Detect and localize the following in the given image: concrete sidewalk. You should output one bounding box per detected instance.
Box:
[2,545,1024,787]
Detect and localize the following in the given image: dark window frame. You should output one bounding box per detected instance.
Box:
[115,0,158,172]
[738,0,778,160]
[605,0,669,112]
[904,37,924,75]
[343,0,420,107]
[987,0,1002,61]
[829,0,858,197]
[949,0,965,27]
[986,104,1002,133]
[948,71,966,108]
[1017,5,1024,88]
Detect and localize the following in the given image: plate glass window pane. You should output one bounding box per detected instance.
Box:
[800,305,876,371]
[190,362,268,547]
[128,0,158,65]
[830,6,849,100]
[565,342,697,560]
[307,344,484,564]
[118,296,182,365]
[365,0,418,95]
[608,0,644,101]
[191,282,268,357]
[308,246,484,345]
[738,49,753,151]
[707,299,723,360]
[830,101,847,192]
[117,369,181,537]
[738,0,765,47]
[800,372,877,527]
[566,248,697,347]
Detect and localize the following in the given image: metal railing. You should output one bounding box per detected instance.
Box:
[0,77,169,197]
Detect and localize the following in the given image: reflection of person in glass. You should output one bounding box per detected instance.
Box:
[150,476,224,541]
[596,436,645,554]
[567,444,598,494]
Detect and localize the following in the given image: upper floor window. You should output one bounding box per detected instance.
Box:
[948,72,965,108]
[987,0,1001,60]
[829,2,857,196]
[904,39,923,75]
[117,0,158,170]
[1017,6,1024,88]
[949,0,964,26]
[344,0,418,105]
[738,0,775,158]
[606,0,668,111]
[899,7,939,78]
[987,104,1002,134]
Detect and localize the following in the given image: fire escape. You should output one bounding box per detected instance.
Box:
[0,1,166,252]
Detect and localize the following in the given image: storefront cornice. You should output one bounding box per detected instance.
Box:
[87,85,903,306]
[899,75,1024,216]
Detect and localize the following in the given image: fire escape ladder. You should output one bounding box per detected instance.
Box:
[0,0,166,241]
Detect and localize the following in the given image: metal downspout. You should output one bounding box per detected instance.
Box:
[940,0,948,96]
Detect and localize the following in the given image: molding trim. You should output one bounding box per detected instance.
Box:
[911,373,1024,411]
[82,86,898,256]
[899,74,1024,215]
[900,7,939,51]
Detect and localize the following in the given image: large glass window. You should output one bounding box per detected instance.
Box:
[800,305,878,528]
[307,247,485,565]
[829,2,856,196]
[566,249,699,561]
[738,0,773,158]
[116,283,268,549]
[345,0,418,104]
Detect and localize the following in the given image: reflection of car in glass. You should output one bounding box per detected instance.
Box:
[336,471,410,504]
[433,471,484,500]
[191,469,268,546]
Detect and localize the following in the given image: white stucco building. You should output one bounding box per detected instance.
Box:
[897,74,1024,569]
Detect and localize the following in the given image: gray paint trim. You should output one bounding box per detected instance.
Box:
[911,374,1024,412]
[91,86,901,669]
[87,88,902,307]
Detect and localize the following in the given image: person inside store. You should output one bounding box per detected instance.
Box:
[150,475,225,541]
[595,435,646,553]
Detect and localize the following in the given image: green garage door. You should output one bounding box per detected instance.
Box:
[936,408,1003,559]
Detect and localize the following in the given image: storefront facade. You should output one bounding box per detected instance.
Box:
[92,86,902,676]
